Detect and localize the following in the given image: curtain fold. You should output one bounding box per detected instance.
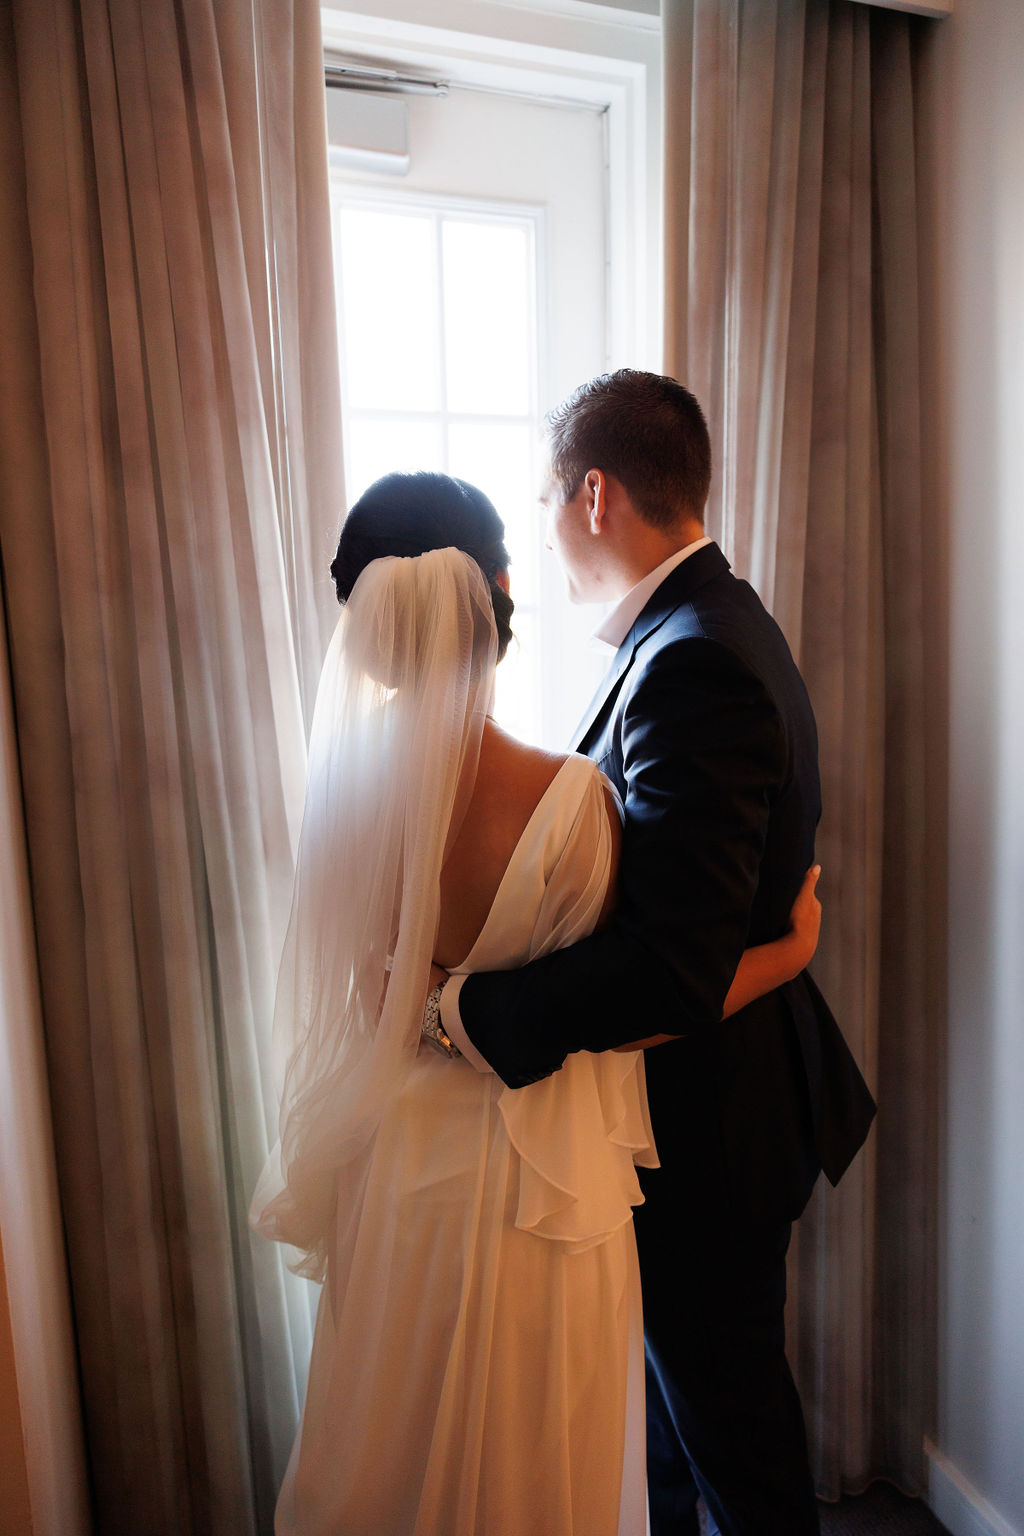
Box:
[0,0,343,1529]
[663,0,938,1497]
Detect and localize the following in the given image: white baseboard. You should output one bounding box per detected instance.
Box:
[926,1440,1023,1536]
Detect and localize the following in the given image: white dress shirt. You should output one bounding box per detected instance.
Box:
[440,533,713,1071]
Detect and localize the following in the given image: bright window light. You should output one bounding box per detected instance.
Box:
[337,207,440,413]
[442,221,532,416]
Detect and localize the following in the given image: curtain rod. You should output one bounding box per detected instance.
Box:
[324,61,450,97]
[323,61,604,115]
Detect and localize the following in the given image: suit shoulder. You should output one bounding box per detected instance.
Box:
[627,613,790,753]
[638,614,763,686]
[661,573,805,693]
[626,630,780,727]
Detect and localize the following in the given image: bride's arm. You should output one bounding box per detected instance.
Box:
[613,865,821,1051]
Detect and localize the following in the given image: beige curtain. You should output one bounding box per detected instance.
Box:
[664,0,940,1498]
[0,580,90,1536]
[0,0,343,1530]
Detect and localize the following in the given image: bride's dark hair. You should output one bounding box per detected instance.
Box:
[330,472,515,661]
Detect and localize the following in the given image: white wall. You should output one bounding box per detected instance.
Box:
[920,0,1024,1531]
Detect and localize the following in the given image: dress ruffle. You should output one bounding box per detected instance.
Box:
[499,1049,656,1252]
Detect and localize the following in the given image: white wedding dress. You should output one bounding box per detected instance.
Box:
[251,550,655,1536]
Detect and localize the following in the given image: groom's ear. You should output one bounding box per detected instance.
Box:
[585,469,606,533]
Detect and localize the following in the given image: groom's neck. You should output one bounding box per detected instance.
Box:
[608,514,706,598]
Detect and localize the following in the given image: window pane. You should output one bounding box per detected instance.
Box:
[447,422,538,608]
[442,221,531,417]
[336,208,440,412]
[345,417,445,505]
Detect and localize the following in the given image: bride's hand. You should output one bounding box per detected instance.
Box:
[427,962,448,994]
[787,865,822,973]
[617,866,823,1044]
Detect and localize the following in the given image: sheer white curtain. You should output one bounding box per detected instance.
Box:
[0,0,343,1529]
[664,0,940,1497]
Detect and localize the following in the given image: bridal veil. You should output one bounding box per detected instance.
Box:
[249,547,497,1279]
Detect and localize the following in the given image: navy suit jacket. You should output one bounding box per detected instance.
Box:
[458,542,875,1221]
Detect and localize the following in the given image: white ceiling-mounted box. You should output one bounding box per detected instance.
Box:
[326,89,410,175]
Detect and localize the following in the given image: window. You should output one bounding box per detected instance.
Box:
[323,5,659,744]
[332,192,544,742]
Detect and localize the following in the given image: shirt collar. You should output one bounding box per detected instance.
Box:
[591,536,714,653]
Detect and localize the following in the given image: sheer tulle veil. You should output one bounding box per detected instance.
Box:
[249,547,498,1279]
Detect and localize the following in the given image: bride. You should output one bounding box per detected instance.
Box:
[250,471,820,1536]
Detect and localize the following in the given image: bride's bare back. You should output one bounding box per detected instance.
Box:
[434,720,621,970]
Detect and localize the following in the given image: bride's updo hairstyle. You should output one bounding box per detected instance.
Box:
[330,472,515,663]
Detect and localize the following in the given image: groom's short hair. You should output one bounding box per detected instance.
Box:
[546,369,711,530]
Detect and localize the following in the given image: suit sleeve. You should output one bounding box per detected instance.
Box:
[455,637,787,1087]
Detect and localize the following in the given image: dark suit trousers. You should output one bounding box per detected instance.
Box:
[636,1037,820,1536]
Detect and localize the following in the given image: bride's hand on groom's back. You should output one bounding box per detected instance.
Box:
[787,865,822,973]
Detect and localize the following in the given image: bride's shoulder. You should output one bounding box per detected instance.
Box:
[473,726,619,838]
[478,720,567,793]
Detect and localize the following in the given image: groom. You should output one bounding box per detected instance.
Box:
[433,370,875,1534]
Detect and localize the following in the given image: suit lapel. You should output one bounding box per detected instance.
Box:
[569,543,731,755]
